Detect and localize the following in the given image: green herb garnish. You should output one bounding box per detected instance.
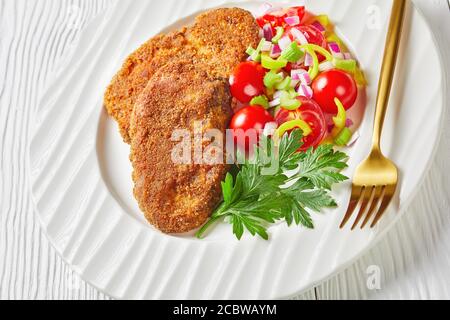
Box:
[196,130,349,240]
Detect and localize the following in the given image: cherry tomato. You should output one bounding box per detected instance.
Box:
[256,17,266,28]
[229,62,266,103]
[312,69,358,114]
[257,13,284,29]
[301,11,316,24]
[286,25,326,47]
[286,25,327,62]
[285,6,306,22]
[230,106,275,152]
[275,97,327,151]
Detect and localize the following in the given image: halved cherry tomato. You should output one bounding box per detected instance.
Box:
[286,25,327,62]
[275,97,327,151]
[256,14,284,29]
[256,6,305,28]
[312,69,358,114]
[285,6,306,22]
[286,25,326,47]
[230,106,275,152]
[301,11,316,25]
[256,16,265,27]
[229,62,266,103]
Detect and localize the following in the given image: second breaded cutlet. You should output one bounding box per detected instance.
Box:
[104,8,260,143]
[130,61,232,233]
[186,8,260,79]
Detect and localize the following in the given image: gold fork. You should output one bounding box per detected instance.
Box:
[340,0,406,229]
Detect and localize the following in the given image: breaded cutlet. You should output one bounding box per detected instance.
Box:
[186,7,260,79]
[129,61,232,233]
[104,30,196,143]
[104,8,259,143]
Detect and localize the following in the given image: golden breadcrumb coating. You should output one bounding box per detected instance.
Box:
[187,7,261,78]
[130,61,232,233]
[104,30,195,143]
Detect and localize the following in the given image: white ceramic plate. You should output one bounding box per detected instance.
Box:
[31,0,445,299]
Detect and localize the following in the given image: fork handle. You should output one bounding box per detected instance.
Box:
[372,0,407,150]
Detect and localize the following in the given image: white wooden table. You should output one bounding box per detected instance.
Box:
[1,0,449,300]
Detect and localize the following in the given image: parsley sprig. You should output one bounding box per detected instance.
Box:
[195,130,349,240]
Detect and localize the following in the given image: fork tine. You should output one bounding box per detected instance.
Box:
[370,193,394,228]
[351,186,376,230]
[340,186,365,228]
[360,186,385,229]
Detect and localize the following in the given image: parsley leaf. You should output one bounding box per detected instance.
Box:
[281,179,338,228]
[195,130,349,241]
[291,144,349,190]
[278,129,305,170]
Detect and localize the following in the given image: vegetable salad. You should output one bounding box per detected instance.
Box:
[229,4,366,152]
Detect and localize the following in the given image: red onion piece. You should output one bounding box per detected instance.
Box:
[290,28,308,45]
[328,42,341,54]
[319,61,334,72]
[258,28,264,39]
[297,84,313,99]
[270,44,282,58]
[304,52,313,67]
[311,21,325,32]
[346,118,354,127]
[327,124,334,133]
[269,98,281,108]
[284,16,300,26]
[278,36,292,51]
[329,42,345,59]
[343,52,353,60]
[263,24,274,41]
[290,61,304,69]
[299,72,311,85]
[273,90,284,100]
[261,41,272,52]
[290,79,300,89]
[291,69,307,80]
